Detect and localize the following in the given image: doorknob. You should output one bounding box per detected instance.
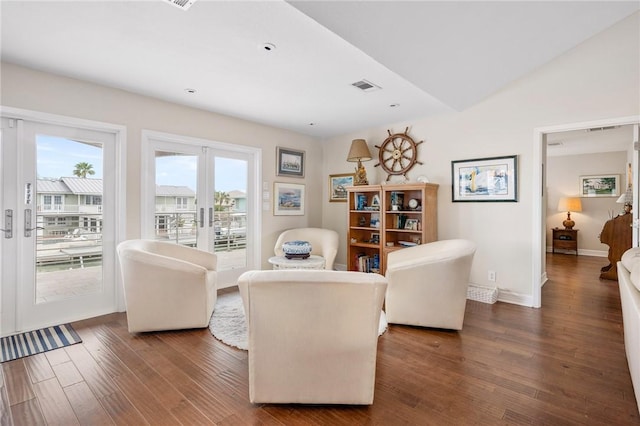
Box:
[0,209,13,239]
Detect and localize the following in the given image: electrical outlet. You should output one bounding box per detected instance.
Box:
[488,270,496,282]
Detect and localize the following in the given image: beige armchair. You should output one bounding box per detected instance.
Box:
[238,269,387,404]
[116,239,217,333]
[274,227,339,270]
[385,239,476,330]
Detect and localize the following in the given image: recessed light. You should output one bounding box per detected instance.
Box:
[390,103,400,108]
[309,123,315,126]
[184,88,197,94]
[261,43,276,52]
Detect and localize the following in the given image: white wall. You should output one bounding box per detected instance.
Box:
[323,12,640,305]
[546,151,627,254]
[0,62,323,270]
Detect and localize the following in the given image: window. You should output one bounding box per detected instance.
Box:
[43,195,52,210]
[54,195,62,210]
[176,197,188,210]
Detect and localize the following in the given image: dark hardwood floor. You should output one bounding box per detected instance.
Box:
[2,254,639,425]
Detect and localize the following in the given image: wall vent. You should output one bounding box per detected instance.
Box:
[165,0,197,11]
[548,141,563,146]
[351,79,381,92]
[587,125,619,132]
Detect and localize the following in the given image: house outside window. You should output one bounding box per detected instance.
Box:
[54,195,63,211]
[43,195,52,211]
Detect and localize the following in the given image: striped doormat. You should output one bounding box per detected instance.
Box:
[1,323,82,363]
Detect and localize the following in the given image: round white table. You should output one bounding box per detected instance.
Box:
[268,255,326,270]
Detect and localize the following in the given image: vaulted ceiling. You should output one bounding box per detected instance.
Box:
[1,1,638,138]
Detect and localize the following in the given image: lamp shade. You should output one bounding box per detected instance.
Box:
[558,197,582,213]
[346,139,372,162]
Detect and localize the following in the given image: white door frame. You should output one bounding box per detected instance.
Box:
[0,106,127,335]
[532,115,640,308]
[141,130,262,287]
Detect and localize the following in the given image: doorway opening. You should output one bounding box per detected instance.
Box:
[533,116,640,308]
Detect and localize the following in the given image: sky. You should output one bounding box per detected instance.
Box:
[37,135,247,193]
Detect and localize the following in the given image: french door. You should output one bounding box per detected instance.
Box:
[142,131,260,288]
[1,113,124,335]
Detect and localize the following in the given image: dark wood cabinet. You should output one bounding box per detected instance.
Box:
[552,228,578,255]
[599,212,632,280]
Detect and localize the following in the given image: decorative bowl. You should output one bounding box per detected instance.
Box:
[282,240,312,259]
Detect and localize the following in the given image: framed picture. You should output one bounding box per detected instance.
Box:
[451,155,518,202]
[404,218,419,230]
[277,147,305,178]
[370,232,380,244]
[328,173,353,202]
[274,182,305,215]
[580,174,619,197]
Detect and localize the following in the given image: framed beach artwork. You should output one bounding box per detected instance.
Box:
[274,182,305,215]
[276,147,305,178]
[328,173,353,202]
[451,155,518,202]
[580,174,619,197]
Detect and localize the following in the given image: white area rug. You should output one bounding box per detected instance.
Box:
[208,291,388,351]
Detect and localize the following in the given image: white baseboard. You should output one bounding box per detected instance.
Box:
[545,246,607,257]
[497,289,534,307]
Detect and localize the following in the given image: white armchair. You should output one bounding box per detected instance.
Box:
[238,269,387,404]
[116,239,217,333]
[385,239,476,330]
[274,227,339,270]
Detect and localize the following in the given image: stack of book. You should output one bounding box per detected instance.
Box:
[356,253,380,273]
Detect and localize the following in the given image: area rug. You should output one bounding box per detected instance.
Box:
[1,323,82,363]
[209,291,388,351]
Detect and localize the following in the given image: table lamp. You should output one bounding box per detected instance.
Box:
[347,139,372,185]
[558,197,582,230]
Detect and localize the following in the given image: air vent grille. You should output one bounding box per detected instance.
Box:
[351,79,381,92]
[548,142,563,146]
[166,0,197,11]
[587,126,619,132]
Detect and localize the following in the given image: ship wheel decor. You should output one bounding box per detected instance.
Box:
[374,128,423,181]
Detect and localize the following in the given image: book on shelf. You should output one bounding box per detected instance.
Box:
[354,193,367,210]
[355,252,380,273]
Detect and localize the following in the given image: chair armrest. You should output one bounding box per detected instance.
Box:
[153,243,217,270]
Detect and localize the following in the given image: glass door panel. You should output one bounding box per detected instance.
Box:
[35,135,104,303]
[154,151,199,247]
[213,156,248,272]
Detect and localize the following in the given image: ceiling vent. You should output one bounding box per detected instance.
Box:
[351,79,381,92]
[165,0,197,11]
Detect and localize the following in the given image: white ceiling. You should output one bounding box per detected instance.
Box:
[1,1,638,139]
[546,124,634,157]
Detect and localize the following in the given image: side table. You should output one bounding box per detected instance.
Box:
[552,228,578,255]
[268,255,326,270]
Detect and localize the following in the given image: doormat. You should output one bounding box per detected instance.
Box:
[1,323,82,363]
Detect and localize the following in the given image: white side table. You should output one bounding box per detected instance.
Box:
[268,255,326,270]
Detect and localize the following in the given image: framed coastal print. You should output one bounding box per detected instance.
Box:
[274,182,305,215]
[451,155,518,202]
[329,173,353,202]
[276,147,305,178]
[580,174,619,197]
